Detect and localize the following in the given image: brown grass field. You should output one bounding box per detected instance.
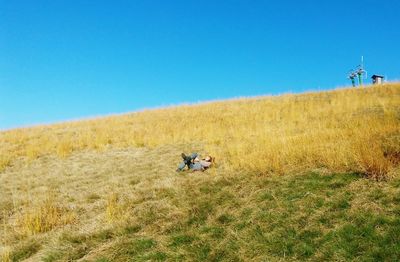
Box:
[1,83,399,261]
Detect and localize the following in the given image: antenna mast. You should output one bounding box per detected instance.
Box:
[361,56,364,69]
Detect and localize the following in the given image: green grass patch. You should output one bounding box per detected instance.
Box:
[10,241,41,261]
[169,234,195,248]
[125,238,156,254]
[36,172,400,261]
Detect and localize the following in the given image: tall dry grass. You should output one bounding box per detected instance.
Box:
[0,247,10,262]
[0,84,399,179]
[15,196,76,236]
[105,193,127,223]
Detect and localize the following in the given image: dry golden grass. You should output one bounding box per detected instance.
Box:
[0,247,10,262]
[0,84,399,260]
[15,196,76,236]
[1,83,399,179]
[0,156,10,173]
[105,193,126,223]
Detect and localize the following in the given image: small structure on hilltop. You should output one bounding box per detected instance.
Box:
[371,75,384,85]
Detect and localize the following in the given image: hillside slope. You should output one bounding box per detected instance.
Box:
[1,84,400,261]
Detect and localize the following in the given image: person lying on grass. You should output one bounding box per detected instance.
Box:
[176,153,213,172]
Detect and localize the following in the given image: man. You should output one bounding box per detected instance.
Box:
[176,153,213,172]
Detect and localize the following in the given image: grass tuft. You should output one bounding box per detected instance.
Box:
[0,247,11,262]
[9,241,41,261]
[0,155,10,173]
[105,193,126,223]
[56,140,73,158]
[355,137,392,180]
[16,197,76,236]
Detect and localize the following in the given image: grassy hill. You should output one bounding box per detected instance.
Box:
[1,84,399,261]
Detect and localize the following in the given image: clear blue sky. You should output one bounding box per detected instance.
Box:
[1,0,399,130]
